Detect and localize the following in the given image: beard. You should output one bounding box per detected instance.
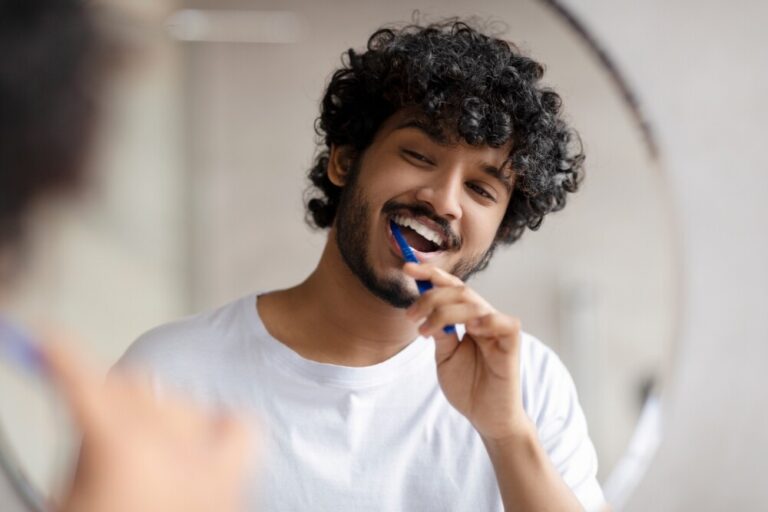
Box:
[333,171,496,309]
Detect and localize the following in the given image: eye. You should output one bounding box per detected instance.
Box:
[466,182,496,202]
[401,149,434,166]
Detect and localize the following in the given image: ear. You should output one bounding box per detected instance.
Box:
[327,145,355,187]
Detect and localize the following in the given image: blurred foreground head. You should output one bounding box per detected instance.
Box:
[0,0,112,258]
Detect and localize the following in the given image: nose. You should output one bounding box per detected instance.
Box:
[414,169,463,221]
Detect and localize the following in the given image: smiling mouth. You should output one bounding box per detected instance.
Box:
[389,214,448,253]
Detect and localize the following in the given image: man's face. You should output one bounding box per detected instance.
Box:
[333,111,515,308]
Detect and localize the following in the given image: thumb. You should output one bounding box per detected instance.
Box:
[39,341,102,430]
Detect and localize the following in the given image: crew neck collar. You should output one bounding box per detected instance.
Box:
[244,294,435,388]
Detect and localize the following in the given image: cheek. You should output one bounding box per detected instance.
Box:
[463,208,506,247]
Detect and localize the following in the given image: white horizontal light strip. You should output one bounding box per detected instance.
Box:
[167,10,304,44]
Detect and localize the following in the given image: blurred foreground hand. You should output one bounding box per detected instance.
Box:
[41,342,253,512]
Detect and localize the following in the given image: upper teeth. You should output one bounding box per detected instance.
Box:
[393,215,445,248]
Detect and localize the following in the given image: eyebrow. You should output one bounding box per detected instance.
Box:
[480,164,515,194]
[395,118,449,144]
[395,118,515,194]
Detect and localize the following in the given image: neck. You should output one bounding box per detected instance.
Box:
[261,230,421,367]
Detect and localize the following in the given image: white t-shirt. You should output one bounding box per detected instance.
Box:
[117,294,605,511]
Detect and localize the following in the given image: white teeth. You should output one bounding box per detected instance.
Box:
[392,215,445,248]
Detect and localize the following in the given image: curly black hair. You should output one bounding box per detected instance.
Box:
[305,19,584,244]
[0,0,111,248]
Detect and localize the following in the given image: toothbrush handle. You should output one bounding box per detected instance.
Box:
[392,223,456,335]
[415,280,456,335]
[0,318,45,375]
[415,279,433,294]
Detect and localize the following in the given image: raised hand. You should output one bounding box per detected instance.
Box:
[403,262,533,442]
[41,342,254,512]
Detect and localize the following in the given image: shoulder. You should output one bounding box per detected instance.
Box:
[518,331,584,430]
[116,294,257,376]
[518,331,576,410]
[519,332,605,510]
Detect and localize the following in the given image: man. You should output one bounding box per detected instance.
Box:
[121,20,606,511]
[0,1,250,511]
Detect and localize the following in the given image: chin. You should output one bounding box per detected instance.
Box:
[364,268,419,309]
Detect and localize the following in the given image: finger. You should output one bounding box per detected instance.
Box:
[418,302,490,337]
[403,262,464,287]
[227,413,263,476]
[406,285,484,322]
[466,313,522,354]
[39,342,103,428]
[432,328,460,363]
[139,385,215,439]
[210,412,250,455]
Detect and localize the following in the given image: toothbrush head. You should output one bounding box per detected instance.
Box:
[389,221,456,334]
[390,220,420,264]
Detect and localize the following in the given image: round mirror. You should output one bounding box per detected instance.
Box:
[0,0,678,509]
[178,0,679,494]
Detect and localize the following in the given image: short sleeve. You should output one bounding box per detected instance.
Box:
[520,334,606,511]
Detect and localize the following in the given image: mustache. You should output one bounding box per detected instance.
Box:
[382,201,461,250]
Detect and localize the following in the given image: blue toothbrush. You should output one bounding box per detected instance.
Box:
[390,221,456,335]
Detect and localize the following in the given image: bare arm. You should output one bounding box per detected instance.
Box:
[483,426,583,512]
